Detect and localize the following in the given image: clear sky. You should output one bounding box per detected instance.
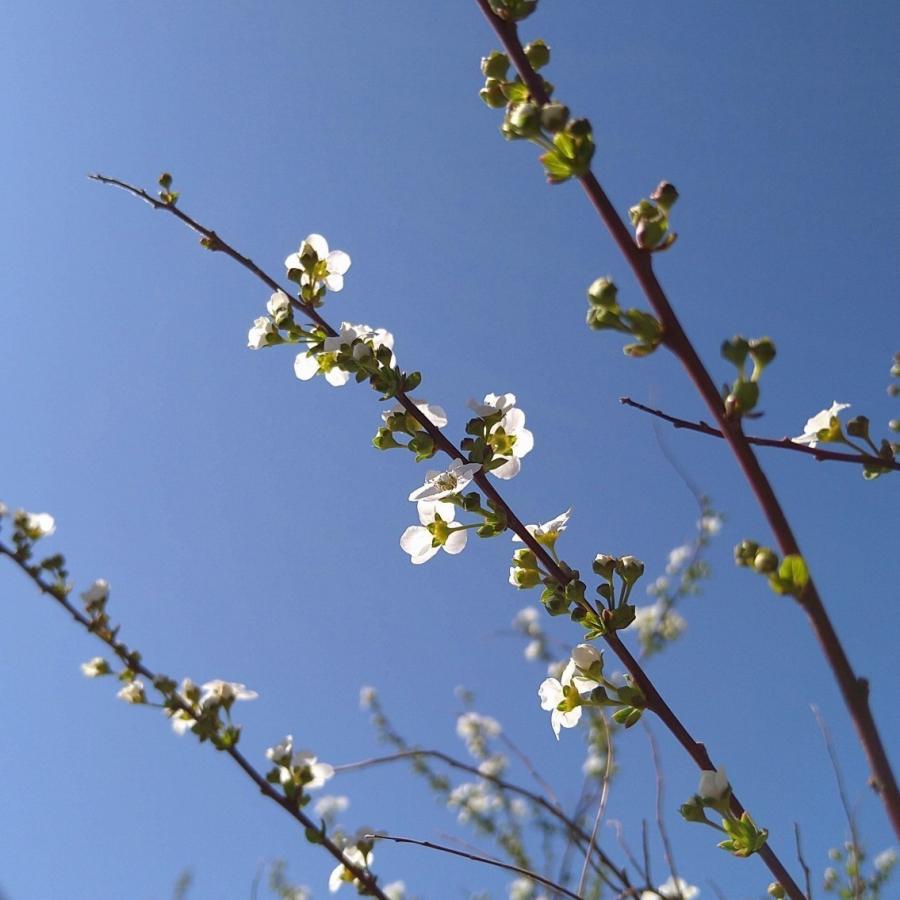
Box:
[1,2,898,898]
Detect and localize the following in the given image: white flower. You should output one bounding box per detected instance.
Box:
[570,643,602,673]
[524,639,542,660]
[408,459,481,502]
[513,508,572,548]
[267,290,291,320]
[328,845,372,893]
[294,321,394,387]
[117,680,145,704]
[266,735,294,766]
[400,500,467,565]
[0,502,7,518]
[469,393,535,480]
[283,751,334,790]
[314,794,350,822]
[285,234,352,293]
[642,875,700,900]
[382,397,448,428]
[80,579,109,606]
[697,767,729,801]
[359,686,377,709]
[80,657,109,678]
[24,512,55,537]
[457,711,502,741]
[199,680,258,709]
[793,401,850,447]
[698,513,722,536]
[247,316,276,350]
[666,544,692,574]
[875,848,897,872]
[478,755,508,777]
[382,881,406,900]
[538,666,582,740]
[170,712,196,735]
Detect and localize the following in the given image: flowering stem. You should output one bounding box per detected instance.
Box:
[620,398,900,472]
[0,541,390,900]
[93,175,802,896]
[335,747,639,893]
[474,0,900,842]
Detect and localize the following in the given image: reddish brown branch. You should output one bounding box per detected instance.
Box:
[94,174,801,897]
[620,397,900,472]
[474,0,900,848]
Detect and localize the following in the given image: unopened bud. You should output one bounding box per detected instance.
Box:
[748,337,776,368]
[650,181,679,210]
[753,548,779,574]
[480,79,507,109]
[540,102,569,133]
[481,50,510,80]
[734,540,759,566]
[592,553,617,579]
[616,555,645,584]
[524,39,550,70]
[587,277,618,309]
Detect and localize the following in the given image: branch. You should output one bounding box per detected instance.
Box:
[93,174,803,897]
[474,0,900,844]
[368,832,582,900]
[621,398,900,472]
[334,748,635,893]
[0,542,390,900]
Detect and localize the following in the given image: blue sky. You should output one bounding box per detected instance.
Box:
[1,2,898,898]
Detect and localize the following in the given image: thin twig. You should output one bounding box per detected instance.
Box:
[578,714,613,897]
[813,706,863,900]
[475,0,899,850]
[794,823,813,900]
[621,398,899,472]
[0,543,389,900]
[499,730,561,808]
[92,173,804,895]
[334,747,628,890]
[645,724,681,893]
[369,832,582,899]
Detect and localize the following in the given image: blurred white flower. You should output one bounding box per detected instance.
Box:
[117,680,145,704]
[80,657,109,678]
[641,875,700,900]
[698,767,729,801]
[200,680,258,709]
[328,845,372,893]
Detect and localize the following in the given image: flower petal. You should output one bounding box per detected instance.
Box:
[294,352,320,381]
[327,250,352,275]
[443,529,467,555]
[304,233,329,258]
[324,272,345,292]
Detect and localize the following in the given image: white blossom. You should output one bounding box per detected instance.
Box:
[538,666,582,740]
[24,512,55,537]
[666,544,692,574]
[400,500,467,565]
[80,579,109,606]
[697,767,729,801]
[359,686,377,709]
[468,392,535,480]
[408,460,481,503]
[328,845,372,893]
[382,397,448,428]
[80,657,109,678]
[266,735,294,766]
[382,881,406,900]
[875,848,897,872]
[282,751,334,790]
[267,290,291,319]
[513,508,572,548]
[285,234,351,293]
[698,513,722,536]
[294,321,394,387]
[314,794,350,822]
[641,875,700,900]
[199,680,258,709]
[247,316,276,350]
[793,401,850,447]
[117,680,145,704]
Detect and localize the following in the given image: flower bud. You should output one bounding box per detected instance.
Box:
[767,884,785,899]
[479,78,507,109]
[587,277,618,309]
[616,555,644,584]
[513,548,538,569]
[481,50,510,79]
[158,172,173,189]
[506,101,541,137]
[748,337,776,368]
[510,566,541,589]
[591,554,615,580]
[524,39,550,70]
[734,539,759,566]
[753,548,779,574]
[650,181,679,210]
[845,415,870,440]
[567,117,592,138]
[540,102,569,133]
[721,335,750,368]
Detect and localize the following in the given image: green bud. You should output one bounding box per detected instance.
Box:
[753,548,779,574]
[727,379,760,415]
[479,79,507,109]
[158,172,173,189]
[721,336,750,368]
[748,337,776,368]
[524,39,550,70]
[586,307,626,332]
[845,415,870,440]
[462,492,482,512]
[650,181,679,210]
[679,798,708,824]
[540,102,569,133]
[511,567,541,589]
[506,101,542,137]
[596,582,613,603]
[592,553,616,579]
[587,277,618,309]
[635,218,667,249]
[567,117,592,138]
[891,362,900,378]
[734,539,759,566]
[616,555,644,584]
[768,885,785,899]
[513,547,537,567]
[481,50,510,79]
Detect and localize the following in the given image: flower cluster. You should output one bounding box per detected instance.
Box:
[294,321,395,388]
[463,393,534,480]
[585,276,664,357]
